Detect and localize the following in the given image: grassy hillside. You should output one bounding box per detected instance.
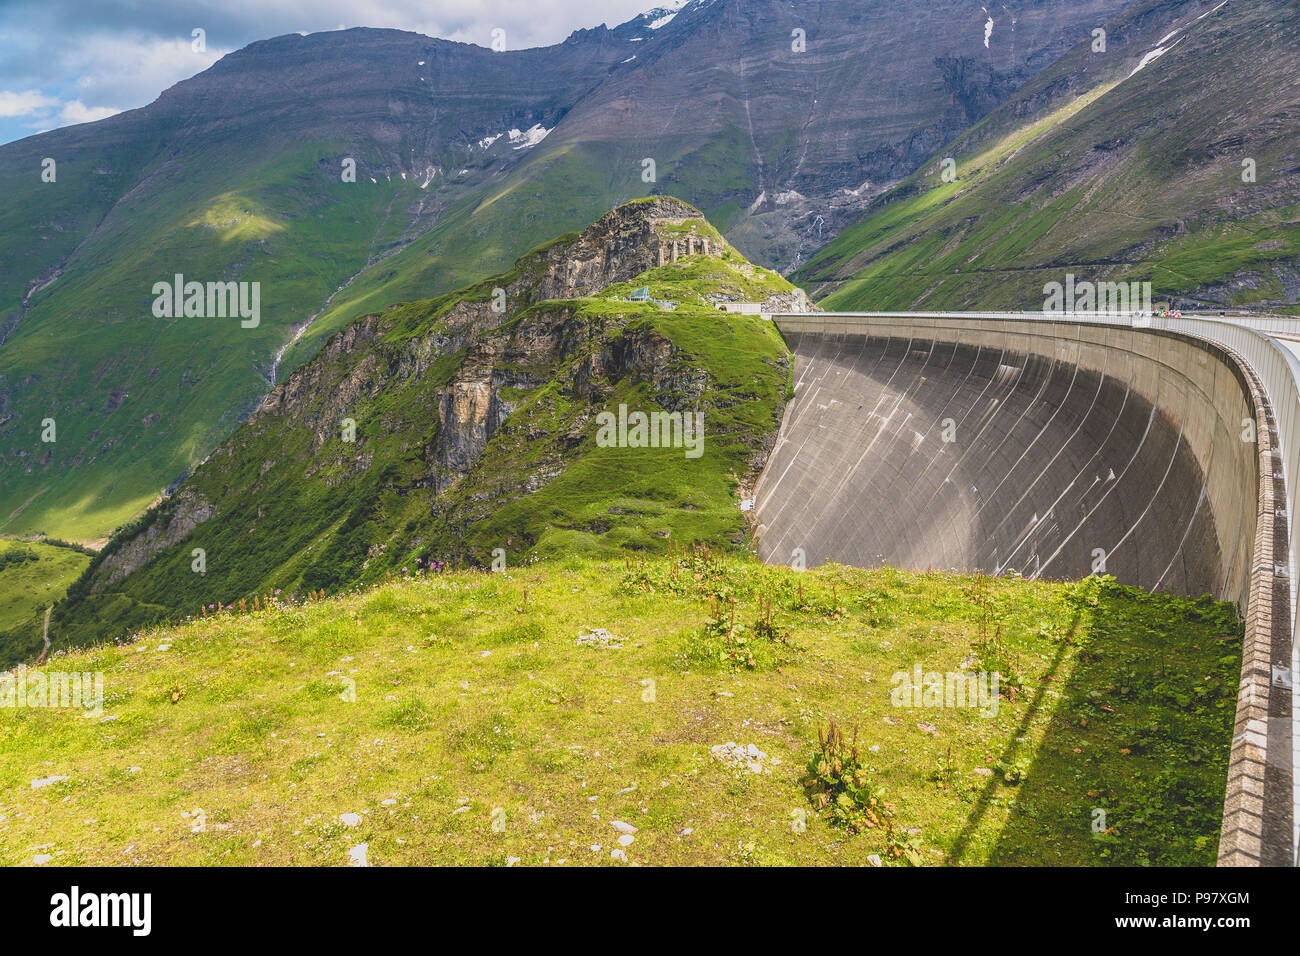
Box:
[39,200,799,657]
[796,0,1300,313]
[0,539,89,638]
[0,138,428,544]
[0,554,1241,866]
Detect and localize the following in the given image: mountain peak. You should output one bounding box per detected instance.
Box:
[500,196,731,306]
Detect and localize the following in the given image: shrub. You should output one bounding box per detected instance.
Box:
[679,595,798,670]
[802,719,896,834]
[0,546,38,571]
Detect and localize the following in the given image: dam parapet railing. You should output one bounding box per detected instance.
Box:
[768,309,1298,867]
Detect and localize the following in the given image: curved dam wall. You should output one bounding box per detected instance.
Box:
[754,315,1259,607]
[756,313,1296,867]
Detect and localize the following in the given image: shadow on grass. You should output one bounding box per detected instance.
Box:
[950,581,1241,866]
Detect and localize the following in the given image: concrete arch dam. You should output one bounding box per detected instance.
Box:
[754,315,1258,603]
[754,312,1297,867]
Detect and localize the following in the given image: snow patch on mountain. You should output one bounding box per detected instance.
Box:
[1130,0,1230,78]
[1130,34,1187,77]
[509,125,551,150]
[642,0,686,30]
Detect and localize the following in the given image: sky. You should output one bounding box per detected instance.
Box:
[0,0,679,145]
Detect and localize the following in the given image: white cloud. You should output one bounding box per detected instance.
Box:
[1,32,227,138]
[0,89,59,118]
[48,33,227,114]
[54,100,121,125]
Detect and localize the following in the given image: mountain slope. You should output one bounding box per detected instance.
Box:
[795,0,1300,312]
[0,539,88,634]
[0,0,1133,543]
[29,198,800,658]
[300,0,1138,347]
[0,27,642,543]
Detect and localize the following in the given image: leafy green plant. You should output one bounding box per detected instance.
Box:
[621,542,735,600]
[969,623,1023,694]
[680,594,798,670]
[885,833,924,866]
[993,754,1030,785]
[930,745,957,790]
[803,719,896,834]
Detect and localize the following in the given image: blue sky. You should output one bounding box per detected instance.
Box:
[0,0,677,145]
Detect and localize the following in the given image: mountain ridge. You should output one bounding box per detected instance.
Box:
[13,197,800,660]
[795,0,1300,313]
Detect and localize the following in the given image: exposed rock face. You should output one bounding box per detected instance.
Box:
[252,198,724,494]
[522,198,723,302]
[256,315,385,452]
[435,380,510,493]
[90,491,215,591]
[1177,259,1300,311]
[760,290,816,314]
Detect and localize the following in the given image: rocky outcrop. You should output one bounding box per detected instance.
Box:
[250,198,732,497]
[89,490,215,592]
[434,380,512,493]
[520,198,724,302]
[1176,258,1300,311]
[760,290,817,314]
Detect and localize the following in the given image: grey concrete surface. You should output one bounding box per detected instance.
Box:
[756,319,1252,600]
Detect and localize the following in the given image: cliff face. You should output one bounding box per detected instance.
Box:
[249,198,724,494]
[89,490,215,593]
[46,199,796,651]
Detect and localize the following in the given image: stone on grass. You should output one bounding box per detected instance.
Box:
[577,628,623,649]
[710,742,770,774]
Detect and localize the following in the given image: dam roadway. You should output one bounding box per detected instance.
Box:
[753,310,1300,867]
